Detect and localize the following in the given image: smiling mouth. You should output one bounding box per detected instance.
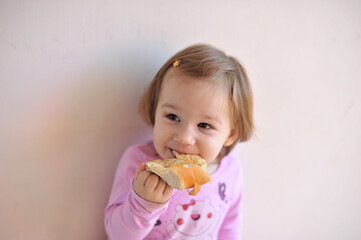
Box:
[169,148,201,159]
[169,148,190,157]
[191,214,201,221]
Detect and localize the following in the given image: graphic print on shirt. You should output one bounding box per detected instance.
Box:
[218,182,226,201]
[166,198,218,239]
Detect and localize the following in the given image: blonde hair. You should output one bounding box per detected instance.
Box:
[139,43,254,158]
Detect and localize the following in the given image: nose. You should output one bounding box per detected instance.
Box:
[174,125,196,146]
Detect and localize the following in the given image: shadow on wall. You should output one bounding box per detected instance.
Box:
[29,41,170,239]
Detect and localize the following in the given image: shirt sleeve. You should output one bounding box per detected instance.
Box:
[104,146,169,240]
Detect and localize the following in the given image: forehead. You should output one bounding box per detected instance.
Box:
[159,68,231,117]
[161,68,228,94]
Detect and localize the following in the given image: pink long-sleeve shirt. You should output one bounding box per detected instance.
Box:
[104,140,244,239]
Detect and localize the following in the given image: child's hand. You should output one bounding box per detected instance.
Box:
[132,163,173,204]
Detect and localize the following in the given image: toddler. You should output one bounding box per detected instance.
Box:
[104,43,254,239]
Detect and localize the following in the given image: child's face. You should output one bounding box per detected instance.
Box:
[153,69,237,165]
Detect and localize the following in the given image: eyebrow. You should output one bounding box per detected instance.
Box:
[204,115,222,124]
[161,103,222,124]
[161,103,179,110]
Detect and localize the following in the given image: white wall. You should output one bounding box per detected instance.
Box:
[1,1,360,239]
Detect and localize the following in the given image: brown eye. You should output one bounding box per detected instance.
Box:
[198,123,212,129]
[166,114,180,122]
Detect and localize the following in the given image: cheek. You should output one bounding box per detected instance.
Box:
[153,113,164,135]
[153,120,162,144]
[153,124,165,157]
[199,137,224,162]
[153,120,171,144]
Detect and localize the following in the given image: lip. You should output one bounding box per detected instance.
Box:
[165,147,176,159]
[169,147,186,155]
[168,147,199,157]
[169,148,176,158]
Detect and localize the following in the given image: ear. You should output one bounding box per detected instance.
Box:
[224,128,239,147]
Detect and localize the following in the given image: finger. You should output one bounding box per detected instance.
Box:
[163,183,173,196]
[134,163,146,182]
[135,163,146,177]
[145,174,160,189]
[154,178,166,193]
[137,170,152,186]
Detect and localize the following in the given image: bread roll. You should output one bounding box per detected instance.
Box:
[145,151,211,195]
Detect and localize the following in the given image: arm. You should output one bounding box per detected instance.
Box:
[105,187,169,239]
[104,147,170,239]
